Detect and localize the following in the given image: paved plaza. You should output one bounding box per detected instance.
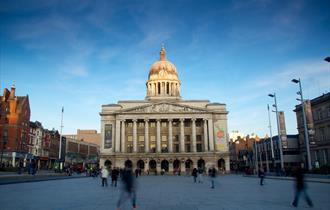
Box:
[0,174,329,210]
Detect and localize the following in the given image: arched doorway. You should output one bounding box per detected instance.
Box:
[137,160,145,170]
[185,159,193,170]
[173,159,180,169]
[161,160,169,172]
[149,160,157,171]
[104,160,112,167]
[197,159,205,169]
[218,158,225,171]
[125,160,133,168]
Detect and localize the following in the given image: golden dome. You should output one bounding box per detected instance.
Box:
[146,46,181,99]
[147,47,180,82]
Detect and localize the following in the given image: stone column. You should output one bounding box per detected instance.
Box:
[133,119,137,153]
[191,118,197,153]
[115,119,121,152]
[156,119,161,153]
[208,118,214,151]
[168,119,173,153]
[203,119,209,151]
[121,120,126,153]
[180,118,185,152]
[144,119,149,153]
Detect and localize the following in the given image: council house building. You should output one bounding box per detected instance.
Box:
[99,46,230,173]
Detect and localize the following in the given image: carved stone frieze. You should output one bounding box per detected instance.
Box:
[119,103,207,114]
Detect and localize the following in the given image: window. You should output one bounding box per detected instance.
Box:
[172,121,179,127]
[138,122,144,128]
[174,144,179,153]
[150,122,156,128]
[196,135,202,142]
[320,127,325,141]
[197,143,202,152]
[327,107,330,118]
[161,122,167,127]
[127,123,133,127]
[184,120,191,127]
[173,135,179,142]
[150,136,156,153]
[184,135,191,142]
[196,120,202,127]
[185,144,191,152]
[318,109,322,120]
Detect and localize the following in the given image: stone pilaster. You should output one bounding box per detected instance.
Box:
[180,118,185,152]
[208,118,214,151]
[156,119,161,153]
[144,119,149,153]
[203,119,209,151]
[115,119,121,153]
[133,119,137,153]
[168,119,173,153]
[191,118,197,153]
[121,120,126,153]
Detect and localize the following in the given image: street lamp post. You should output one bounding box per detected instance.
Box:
[267,104,275,170]
[292,78,312,171]
[58,107,64,171]
[268,93,284,170]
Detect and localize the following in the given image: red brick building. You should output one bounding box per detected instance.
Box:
[0,84,31,166]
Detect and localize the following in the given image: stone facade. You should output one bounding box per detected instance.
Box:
[99,47,230,173]
[294,93,330,168]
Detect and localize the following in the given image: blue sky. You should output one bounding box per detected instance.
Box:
[0,0,329,136]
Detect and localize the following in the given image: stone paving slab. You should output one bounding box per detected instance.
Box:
[0,175,329,210]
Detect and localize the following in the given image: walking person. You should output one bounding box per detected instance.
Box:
[197,167,203,183]
[258,167,265,186]
[208,166,217,189]
[112,167,119,187]
[101,167,109,187]
[116,165,137,210]
[192,168,198,183]
[292,165,313,207]
[18,160,23,174]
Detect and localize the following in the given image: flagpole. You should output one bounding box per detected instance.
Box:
[59,107,64,170]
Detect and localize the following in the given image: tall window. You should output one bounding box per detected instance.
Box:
[150,136,156,153]
[158,82,161,94]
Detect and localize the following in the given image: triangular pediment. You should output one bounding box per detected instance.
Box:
[117,102,208,114]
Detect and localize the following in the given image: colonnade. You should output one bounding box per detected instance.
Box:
[147,81,180,96]
[114,118,215,153]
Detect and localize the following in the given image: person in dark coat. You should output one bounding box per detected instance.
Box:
[208,166,217,189]
[258,168,265,186]
[116,166,137,210]
[111,167,119,187]
[192,168,198,183]
[292,165,313,207]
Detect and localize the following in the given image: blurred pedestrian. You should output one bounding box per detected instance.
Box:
[192,168,198,183]
[197,167,203,183]
[258,168,265,186]
[208,166,217,188]
[116,166,137,210]
[18,160,23,174]
[292,165,313,207]
[135,168,139,178]
[101,167,109,187]
[112,167,119,187]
